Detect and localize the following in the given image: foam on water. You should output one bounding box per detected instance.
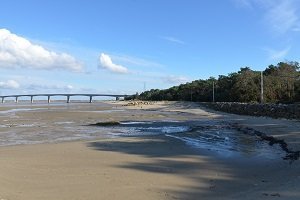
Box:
[120,121,153,125]
[54,121,75,125]
[77,109,125,113]
[106,121,191,136]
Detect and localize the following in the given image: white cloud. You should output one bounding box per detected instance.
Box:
[263,46,291,61]
[66,85,73,90]
[263,0,299,34]
[0,29,84,72]
[233,0,300,34]
[0,80,20,89]
[162,75,189,85]
[160,36,186,45]
[98,53,128,74]
[110,54,165,68]
[26,84,74,91]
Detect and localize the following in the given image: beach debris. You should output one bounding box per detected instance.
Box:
[122,101,155,106]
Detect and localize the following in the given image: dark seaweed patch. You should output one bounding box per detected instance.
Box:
[89,121,120,126]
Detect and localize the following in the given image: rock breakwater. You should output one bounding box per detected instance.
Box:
[202,102,300,120]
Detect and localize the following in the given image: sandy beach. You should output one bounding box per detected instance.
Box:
[0,101,299,200]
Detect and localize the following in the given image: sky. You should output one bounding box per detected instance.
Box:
[0,0,300,96]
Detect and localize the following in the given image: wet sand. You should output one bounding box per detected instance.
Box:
[0,101,299,200]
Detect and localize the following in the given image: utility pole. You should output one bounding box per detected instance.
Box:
[190,86,193,102]
[260,71,264,104]
[212,81,215,102]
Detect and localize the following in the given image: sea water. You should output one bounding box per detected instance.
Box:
[0,102,285,160]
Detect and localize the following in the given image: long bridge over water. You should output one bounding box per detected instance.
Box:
[0,94,131,104]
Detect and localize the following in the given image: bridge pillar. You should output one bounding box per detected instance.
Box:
[1,97,4,103]
[30,96,33,103]
[89,96,93,103]
[47,96,51,104]
[67,96,70,103]
[116,97,120,101]
[15,97,18,103]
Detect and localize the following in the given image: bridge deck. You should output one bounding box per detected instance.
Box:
[0,94,131,103]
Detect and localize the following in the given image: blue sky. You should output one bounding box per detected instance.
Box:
[0,0,300,95]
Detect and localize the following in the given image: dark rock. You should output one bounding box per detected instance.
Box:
[90,121,120,126]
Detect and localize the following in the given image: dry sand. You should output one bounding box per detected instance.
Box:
[0,101,299,200]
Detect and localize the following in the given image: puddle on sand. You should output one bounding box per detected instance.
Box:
[98,121,285,159]
[166,129,284,159]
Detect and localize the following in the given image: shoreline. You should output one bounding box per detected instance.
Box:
[0,101,299,199]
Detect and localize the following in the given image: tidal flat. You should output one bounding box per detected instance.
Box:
[0,101,299,200]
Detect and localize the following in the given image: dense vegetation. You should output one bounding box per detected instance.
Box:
[135,62,300,103]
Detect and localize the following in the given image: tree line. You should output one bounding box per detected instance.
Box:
[133,62,300,103]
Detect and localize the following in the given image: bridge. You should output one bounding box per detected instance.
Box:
[0,94,131,104]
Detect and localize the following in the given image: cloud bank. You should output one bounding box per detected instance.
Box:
[0,29,83,72]
[99,53,128,74]
[0,80,20,89]
[26,84,74,91]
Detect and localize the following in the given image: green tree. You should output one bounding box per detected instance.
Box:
[264,62,299,103]
[137,61,300,103]
[230,67,260,102]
